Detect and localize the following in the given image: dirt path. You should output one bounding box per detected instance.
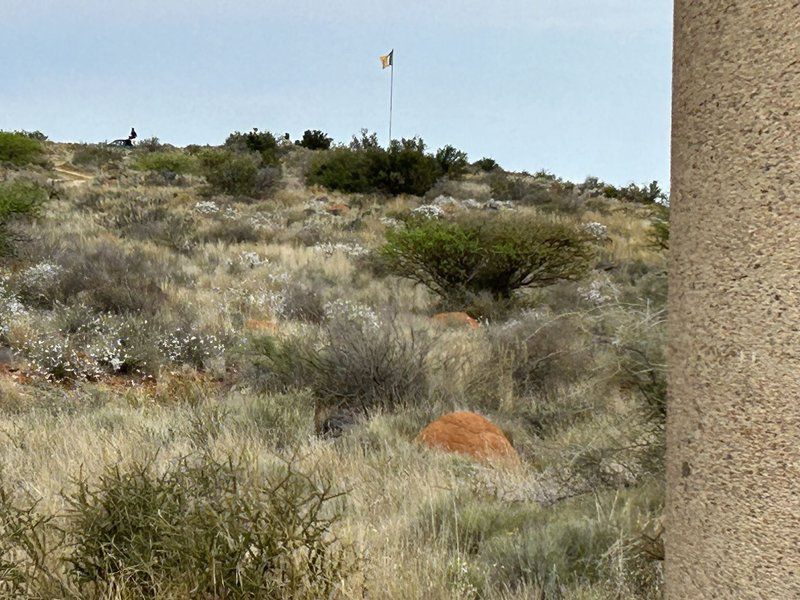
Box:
[53,164,94,181]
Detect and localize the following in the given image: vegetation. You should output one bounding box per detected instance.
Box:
[1,453,355,598]
[0,132,46,166]
[379,212,595,301]
[198,148,281,198]
[132,150,198,175]
[0,180,45,254]
[0,131,668,599]
[296,129,333,150]
[307,137,444,196]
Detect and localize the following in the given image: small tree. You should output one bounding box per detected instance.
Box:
[473,157,499,172]
[225,128,280,165]
[0,180,45,254]
[296,130,333,150]
[435,145,468,179]
[379,212,595,300]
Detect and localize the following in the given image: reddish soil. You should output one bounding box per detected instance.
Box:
[417,411,520,465]
[432,312,480,330]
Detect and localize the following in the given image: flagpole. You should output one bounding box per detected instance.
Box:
[388,56,394,144]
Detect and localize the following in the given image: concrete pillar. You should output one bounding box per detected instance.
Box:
[667,1,800,597]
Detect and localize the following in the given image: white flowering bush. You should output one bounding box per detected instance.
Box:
[582,221,609,240]
[237,251,267,269]
[411,204,445,219]
[579,277,618,306]
[312,242,368,258]
[379,216,402,228]
[0,276,27,340]
[158,327,226,369]
[24,333,103,381]
[194,200,219,214]
[16,262,63,303]
[323,299,380,330]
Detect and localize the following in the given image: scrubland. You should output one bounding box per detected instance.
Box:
[0,130,667,599]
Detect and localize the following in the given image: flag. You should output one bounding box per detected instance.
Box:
[380,50,393,69]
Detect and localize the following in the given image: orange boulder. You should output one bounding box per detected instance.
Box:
[417,411,519,465]
[432,312,480,330]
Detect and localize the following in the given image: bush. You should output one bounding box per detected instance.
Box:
[50,238,182,314]
[591,179,667,205]
[0,180,45,255]
[473,157,499,172]
[13,130,48,142]
[0,132,45,166]
[225,128,280,165]
[1,453,356,598]
[252,312,431,416]
[435,145,468,179]
[296,129,333,150]
[132,151,198,175]
[488,172,557,206]
[199,149,281,198]
[71,144,123,169]
[307,136,443,196]
[379,212,595,300]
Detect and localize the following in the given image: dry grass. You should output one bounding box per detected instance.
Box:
[0,141,667,598]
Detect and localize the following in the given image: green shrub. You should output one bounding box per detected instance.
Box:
[1,453,356,598]
[132,151,198,175]
[12,130,48,142]
[435,145,468,179]
[473,157,499,172]
[0,132,45,166]
[296,129,333,150]
[595,180,667,205]
[71,144,123,169]
[0,180,45,254]
[225,128,280,165]
[379,212,595,300]
[348,128,380,150]
[306,148,372,194]
[199,149,281,198]
[307,136,443,196]
[66,454,353,598]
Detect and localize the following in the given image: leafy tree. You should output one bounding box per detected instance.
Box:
[379,212,595,300]
[225,128,280,165]
[473,157,499,172]
[435,145,468,179]
[296,130,333,150]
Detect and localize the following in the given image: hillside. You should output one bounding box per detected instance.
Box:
[0,131,667,599]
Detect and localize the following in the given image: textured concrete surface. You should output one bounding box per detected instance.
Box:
[667,1,800,597]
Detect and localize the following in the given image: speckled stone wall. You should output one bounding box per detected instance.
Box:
[667,1,800,597]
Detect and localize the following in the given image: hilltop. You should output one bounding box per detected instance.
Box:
[0,130,667,599]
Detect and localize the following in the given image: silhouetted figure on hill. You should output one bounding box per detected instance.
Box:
[129,127,137,141]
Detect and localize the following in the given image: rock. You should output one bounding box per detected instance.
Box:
[432,312,480,330]
[417,411,520,465]
[461,198,483,209]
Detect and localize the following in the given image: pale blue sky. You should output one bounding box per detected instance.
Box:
[2,1,673,187]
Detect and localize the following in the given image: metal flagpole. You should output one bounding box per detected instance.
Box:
[388,54,394,144]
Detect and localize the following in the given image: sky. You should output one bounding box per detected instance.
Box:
[1,0,674,187]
